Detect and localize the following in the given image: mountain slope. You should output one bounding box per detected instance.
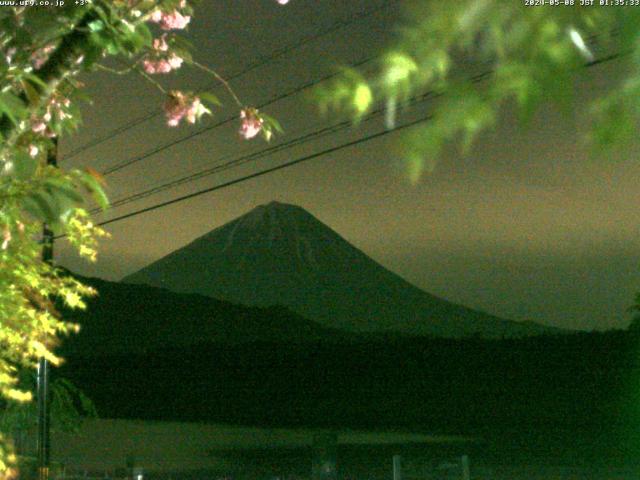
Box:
[123,201,554,338]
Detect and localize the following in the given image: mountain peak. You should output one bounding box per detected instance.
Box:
[124,203,555,338]
[262,200,295,209]
[245,200,304,218]
[248,201,310,218]
[229,201,320,237]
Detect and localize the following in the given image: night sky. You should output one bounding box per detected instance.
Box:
[57,0,640,332]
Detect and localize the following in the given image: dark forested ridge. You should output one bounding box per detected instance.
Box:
[58,276,355,356]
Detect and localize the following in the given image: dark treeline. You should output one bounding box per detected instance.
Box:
[59,330,640,460]
[55,276,640,461]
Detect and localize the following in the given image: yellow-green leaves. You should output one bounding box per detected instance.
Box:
[383,52,418,96]
[3,389,31,403]
[317,0,640,184]
[30,341,61,367]
[316,68,374,121]
[66,209,110,262]
[353,83,373,118]
[589,77,640,150]
[0,209,99,449]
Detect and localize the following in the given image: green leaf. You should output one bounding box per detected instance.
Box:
[88,19,105,32]
[77,171,109,211]
[12,151,38,181]
[45,178,85,205]
[259,113,284,134]
[21,80,41,107]
[0,92,27,125]
[116,21,152,54]
[198,92,221,107]
[21,191,56,223]
[135,23,153,48]
[352,83,373,119]
[384,52,418,86]
[23,72,48,90]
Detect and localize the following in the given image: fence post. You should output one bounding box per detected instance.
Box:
[393,455,402,480]
[311,433,337,480]
[461,455,470,480]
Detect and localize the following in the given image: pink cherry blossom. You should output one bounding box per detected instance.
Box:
[31,119,47,134]
[153,35,169,52]
[150,9,191,30]
[239,108,264,139]
[185,97,202,124]
[30,44,55,70]
[143,53,183,74]
[149,9,163,23]
[167,54,184,69]
[143,59,164,74]
[143,35,183,74]
[164,91,202,127]
[28,145,39,158]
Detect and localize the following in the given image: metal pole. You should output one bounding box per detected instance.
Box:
[36,356,50,480]
[392,455,402,480]
[38,138,57,480]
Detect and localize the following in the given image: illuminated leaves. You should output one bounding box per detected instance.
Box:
[353,83,373,118]
[317,68,374,121]
[0,0,285,470]
[0,215,96,438]
[65,209,110,262]
[382,52,419,98]
[589,77,640,150]
[318,0,640,183]
[257,111,284,142]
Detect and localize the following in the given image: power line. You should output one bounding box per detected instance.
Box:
[99,44,625,179]
[61,1,398,162]
[96,114,432,229]
[95,86,446,214]
[77,50,625,230]
[98,70,493,212]
[101,55,376,176]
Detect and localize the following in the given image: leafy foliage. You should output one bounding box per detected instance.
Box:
[319,1,640,180]
[0,374,97,456]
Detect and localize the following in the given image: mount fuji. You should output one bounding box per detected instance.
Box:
[123,201,553,338]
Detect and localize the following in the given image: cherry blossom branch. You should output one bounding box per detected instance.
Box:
[190,60,243,108]
[0,11,95,149]
[135,68,168,94]
[0,4,159,149]
[96,58,144,76]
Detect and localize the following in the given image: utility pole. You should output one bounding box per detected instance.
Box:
[37,138,57,480]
